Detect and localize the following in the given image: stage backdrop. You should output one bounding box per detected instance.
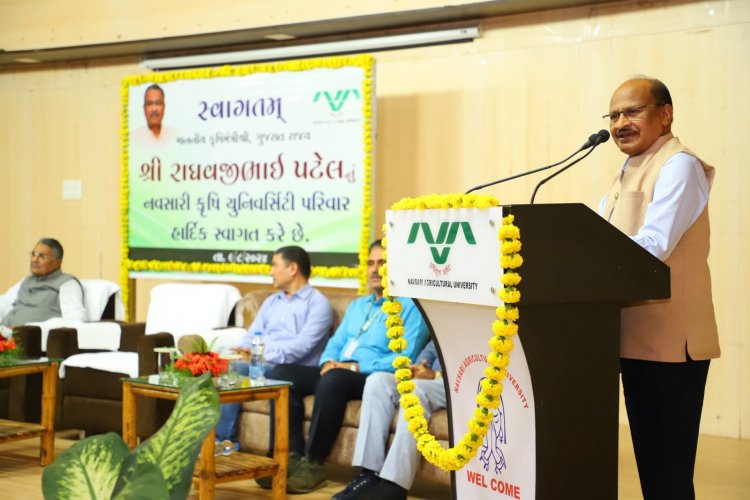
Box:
[120,55,375,304]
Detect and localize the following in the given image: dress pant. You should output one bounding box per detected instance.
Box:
[352,371,446,490]
[621,356,710,500]
[269,364,368,461]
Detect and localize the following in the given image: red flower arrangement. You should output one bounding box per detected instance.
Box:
[0,336,16,353]
[0,332,22,365]
[173,351,229,377]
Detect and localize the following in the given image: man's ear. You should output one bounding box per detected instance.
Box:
[661,103,674,128]
[288,261,299,277]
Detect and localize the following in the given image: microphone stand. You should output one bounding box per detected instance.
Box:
[465,147,587,195]
[529,145,596,204]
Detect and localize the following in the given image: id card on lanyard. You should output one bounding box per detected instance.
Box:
[342,300,381,359]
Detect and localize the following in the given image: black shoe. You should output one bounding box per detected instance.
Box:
[332,471,380,499]
[358,479,408,500]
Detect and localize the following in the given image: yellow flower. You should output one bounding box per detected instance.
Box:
[484,366,507,382]
[496,305,520,321]
[395,368,413,381]
[501,239,522,254]
[392,356,411,369]
[389,338,407,352]
[500,288,521,303]
[501,272,522,287]
[400,393,420,408]
[468,419,487,435]
[480,378,503,397]
[386,316,404,328]
[500,254,524,269]
[489,336,514,353]
[405,405,425,420]
[387,326,405,339]
[492,320,519,337]
[476,393,501,410]
[381,300,403,315]
[488,351,511,369]
[474,408,495,424]
[408,415,429,434]
[397,380,415,393]
[498,224,520,240]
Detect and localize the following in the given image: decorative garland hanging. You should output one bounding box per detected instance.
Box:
[381,193,522,471]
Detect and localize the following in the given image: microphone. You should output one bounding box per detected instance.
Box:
[529,129,610,204]
[465,130,610,194]
[580,129,610,149]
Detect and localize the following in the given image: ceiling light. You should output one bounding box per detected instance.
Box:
[142,26,481,71]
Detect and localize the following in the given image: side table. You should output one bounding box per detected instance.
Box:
[122,375,290,500]
[0,358,58,466]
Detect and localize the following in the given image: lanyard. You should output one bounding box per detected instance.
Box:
[359,301,382,336]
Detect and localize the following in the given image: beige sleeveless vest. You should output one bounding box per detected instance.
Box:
[603,134,720,362]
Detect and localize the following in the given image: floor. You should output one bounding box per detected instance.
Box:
[1,426,748,499]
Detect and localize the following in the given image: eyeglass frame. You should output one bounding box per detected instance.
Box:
[602,103,666,123]
[30,251,57,261]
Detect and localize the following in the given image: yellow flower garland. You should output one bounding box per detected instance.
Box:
[382,193,522,471]
[119,56,375,317]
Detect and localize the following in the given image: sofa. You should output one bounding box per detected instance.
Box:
[234,288,451,486]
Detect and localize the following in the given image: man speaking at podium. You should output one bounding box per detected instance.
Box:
[599,76,720,499]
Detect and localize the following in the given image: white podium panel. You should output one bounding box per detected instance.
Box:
[420,300,536,500]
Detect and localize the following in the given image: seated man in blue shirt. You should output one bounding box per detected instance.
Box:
[269,239,430,494]
[334,340,446,500]
[215,245,333,445]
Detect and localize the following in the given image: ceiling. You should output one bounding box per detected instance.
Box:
[0,0,619,69]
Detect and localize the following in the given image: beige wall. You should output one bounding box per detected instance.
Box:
[1,0,747,438]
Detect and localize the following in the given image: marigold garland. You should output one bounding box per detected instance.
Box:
[120,55,375,318]
[382,193,522,471]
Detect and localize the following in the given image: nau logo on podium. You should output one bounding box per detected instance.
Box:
[407,221,477,264]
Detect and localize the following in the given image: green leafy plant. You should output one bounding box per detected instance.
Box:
[42,372,220,499]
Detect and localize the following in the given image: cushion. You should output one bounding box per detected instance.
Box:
[145,283,241,335]
[60,351,139,379]
[80,279,125,321]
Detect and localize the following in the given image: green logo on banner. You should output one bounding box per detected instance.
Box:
[407,222,476,264]
[313,89,361,112]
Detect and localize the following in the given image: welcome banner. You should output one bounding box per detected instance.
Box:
[121,56,375,279]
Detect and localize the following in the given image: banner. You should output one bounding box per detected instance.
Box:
[387,207,536,500]
[121,56,375,279]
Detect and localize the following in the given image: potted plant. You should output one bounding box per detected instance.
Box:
[42,372,219,499]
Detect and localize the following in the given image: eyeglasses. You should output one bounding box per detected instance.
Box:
[30,251,51,261]
[603,104,664,123]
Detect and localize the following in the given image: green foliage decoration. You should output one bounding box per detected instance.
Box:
[42,373,220,500]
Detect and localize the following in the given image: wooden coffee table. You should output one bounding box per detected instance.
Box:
[0,358,58,466]
[122,375,290,500]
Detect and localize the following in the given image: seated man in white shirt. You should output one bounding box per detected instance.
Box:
[0,238,85,327]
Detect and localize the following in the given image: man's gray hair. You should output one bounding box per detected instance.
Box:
[38,238,63,259]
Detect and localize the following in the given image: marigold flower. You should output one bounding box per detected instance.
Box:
[388,338,407,352]
[501,271,522,286]
[397,380,415,393]
[386,326,405,339]
[392,356,410,369]
[496,305,519,321]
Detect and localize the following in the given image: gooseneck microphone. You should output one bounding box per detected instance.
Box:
[529,129,610,204]
[465,130,610,194]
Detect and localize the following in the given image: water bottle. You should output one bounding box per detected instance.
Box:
[249,331,266,386]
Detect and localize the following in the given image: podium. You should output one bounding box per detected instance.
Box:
[385,203,669,500]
